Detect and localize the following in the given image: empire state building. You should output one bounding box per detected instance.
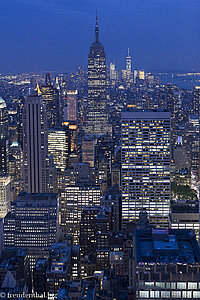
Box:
[85,15,111,136]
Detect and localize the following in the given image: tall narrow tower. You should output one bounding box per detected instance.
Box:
[126,48,132,78]
[23,94,48,193]
[85,14,111,136]
[125,48,133,86]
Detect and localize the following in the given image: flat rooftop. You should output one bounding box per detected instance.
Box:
[121,109,171,119]
[135,228,200,263]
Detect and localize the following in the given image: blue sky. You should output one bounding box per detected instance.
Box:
[0,0,200,73]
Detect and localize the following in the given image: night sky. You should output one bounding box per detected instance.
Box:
[0,0,200,73]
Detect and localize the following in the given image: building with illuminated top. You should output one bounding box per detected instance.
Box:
[121,109,171,228]
[85,15,111,136]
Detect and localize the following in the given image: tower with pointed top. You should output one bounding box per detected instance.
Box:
[122,49,133,87]
[126,48,132,78]
[85,15,111,136]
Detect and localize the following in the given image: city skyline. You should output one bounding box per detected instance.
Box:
[1,1,200,298]
[0,0,200,73]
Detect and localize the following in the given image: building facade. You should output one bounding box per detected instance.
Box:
[23,95,48,193]
[60,184,100,244]
[121,109,171,228]
[0,175,11,219]
[4,192,59,249]
[48,128,69,172]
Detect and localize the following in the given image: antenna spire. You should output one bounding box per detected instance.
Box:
[95,11,99,43]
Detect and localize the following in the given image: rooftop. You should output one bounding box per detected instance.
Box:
[135,228,200,264]
[15,192,58,207]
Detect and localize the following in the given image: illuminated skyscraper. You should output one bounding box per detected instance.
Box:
[66,90,77,123]
[193,86,200,116]
[0,140,9,175]
[61,184,100,244]
[0,175,11,218]
[121,109,171,228]
[45,72,51,86]
[122,49,133,87]
[110,62,117,81]
[82,136,95,167]
[41,78,60,129]
[0,96,8,139]
[48,128,69,171]
[23,95,48,193]
[0,96,9,176]
[126,48,132,81]
[4,192,59,269]
[85,15,111,136]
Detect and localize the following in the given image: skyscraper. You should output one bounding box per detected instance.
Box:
[41,79,60,129]
[0,96,9,176]
[121,109,171,228]
[23,95,48,193]
[82,136,95,167]
[85,15,111,136]
[193,86,200,116]
[126,48,132,81]
[110,62,117,82]
[48,128,69,171]
[0,140,9,175]
[60,184,100,244]
[0,175,11,218]
[66,90,78,123]
[4,192,59,269]
[122,49,133,87]
[45,72,51,86]
[0,96,8,139]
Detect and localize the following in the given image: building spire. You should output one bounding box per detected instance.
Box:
[128,48,130,56]
[95,11,99,43]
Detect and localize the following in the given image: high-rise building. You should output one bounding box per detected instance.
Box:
[85,15,111,136]
[48,128,69,172]
[110,62,117,81]
[126,48,133,83]
[41,82,60,129]
[0,140,9,175]
[134,69,145,85]
[0,175,11,218]
[4,192,59,269]
[80,206,111,277]
[45,72,51,86]
[0,96,8,139]
[82,136,95,167]
[0,96,9,177]
[122,49,133,87]
[66,90,78,123]
[193,86,200,116]
[60,184,100,244]
[121,109,171,228]
[22,95,48,193]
